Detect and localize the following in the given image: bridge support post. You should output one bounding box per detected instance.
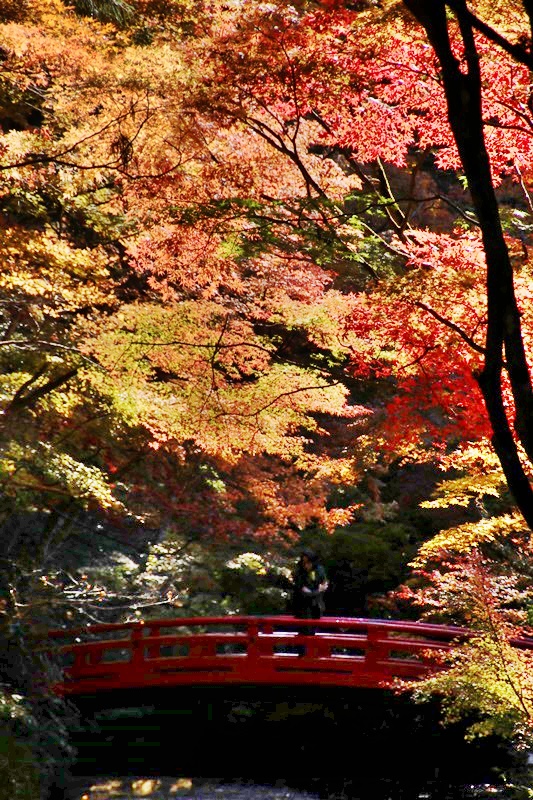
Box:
[247,619,261,662]
[306,638,320,659]
[366,625,387,676]
[130,624,146,675]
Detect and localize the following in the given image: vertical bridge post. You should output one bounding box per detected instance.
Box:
[366,623,388,678]
[131,623,145,677]
[247,618,261,663]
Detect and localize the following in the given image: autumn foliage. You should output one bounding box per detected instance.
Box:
[4,0,533,747]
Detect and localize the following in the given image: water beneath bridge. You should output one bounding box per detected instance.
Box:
[64,778,321,800]
[57,686,531,800]
[62,774,527,800]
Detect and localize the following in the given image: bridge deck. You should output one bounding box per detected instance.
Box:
[48,615,480,695]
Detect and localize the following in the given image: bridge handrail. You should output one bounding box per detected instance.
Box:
[47,614,471,641]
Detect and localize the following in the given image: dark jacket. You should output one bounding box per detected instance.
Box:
[292,561,327,619]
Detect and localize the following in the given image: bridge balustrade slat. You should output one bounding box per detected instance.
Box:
[56,637,132,668]
[330,646,366,658]
[142,634,251,659]
[188,640,218,658]
[141,633,249,646]
[387,639,451,658]
[64,662,128,678]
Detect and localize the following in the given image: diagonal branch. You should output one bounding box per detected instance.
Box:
[214,380,343,419]
[2,368,78,419]
[415,301,486,355]
[446,0,533,71]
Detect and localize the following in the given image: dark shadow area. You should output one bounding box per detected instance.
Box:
[58,686,522,800]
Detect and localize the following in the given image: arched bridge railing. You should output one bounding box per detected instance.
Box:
[48,615,480,696]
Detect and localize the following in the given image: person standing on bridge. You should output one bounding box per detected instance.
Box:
[291,549,328,629]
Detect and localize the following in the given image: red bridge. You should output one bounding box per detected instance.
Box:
[49,615,478,696]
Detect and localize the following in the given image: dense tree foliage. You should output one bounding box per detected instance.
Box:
[5,0,533,791]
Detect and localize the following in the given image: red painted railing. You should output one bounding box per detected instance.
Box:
[48,615,477,696]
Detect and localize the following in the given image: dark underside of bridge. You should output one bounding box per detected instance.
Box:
[65,684,518,796]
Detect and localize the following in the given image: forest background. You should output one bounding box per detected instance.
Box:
[4,0,533,796]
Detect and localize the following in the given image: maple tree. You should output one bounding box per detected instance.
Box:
[7,0,533,782]
[398,0,533,526]
[0,3,356,517]
[0,4,384,785]
[170,0,533,741]
[222,0,533,509]
[377,0,533,740]
[1,0,389,658]
[5,0,533,597]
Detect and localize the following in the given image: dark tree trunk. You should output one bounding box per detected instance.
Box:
[402,0,533,528]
